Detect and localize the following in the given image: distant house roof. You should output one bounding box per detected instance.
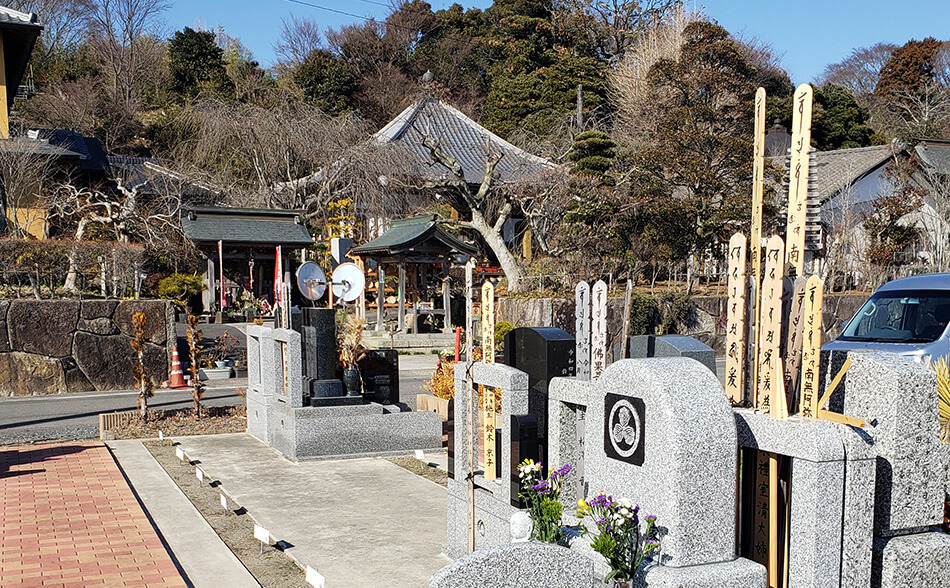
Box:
[0,135,80,159]
[0,7,41,110]
[373,98,561,185]
[181,207,314,248]
[351,215,477,263]
[109,156,218,199]
[38,129,108,172]
[804,143,896,205]
[915,139,950,173]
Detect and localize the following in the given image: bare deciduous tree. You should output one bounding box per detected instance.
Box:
[274,14,322,67]
[0,136,58,238]
[89,0,169,115]
[48,173,184,291]
[165,97,416,237]
[420,136,530,291]
[6,0,94,63]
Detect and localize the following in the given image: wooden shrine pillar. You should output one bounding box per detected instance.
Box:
[442,264,452,334]
[376,264,385,332]
[397,262,407,333]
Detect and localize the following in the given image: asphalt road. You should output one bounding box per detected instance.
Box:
[0,354,438,445]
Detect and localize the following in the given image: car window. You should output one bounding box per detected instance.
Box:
[841,289,950,342]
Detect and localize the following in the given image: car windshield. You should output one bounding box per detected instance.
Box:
[840,289,950,343]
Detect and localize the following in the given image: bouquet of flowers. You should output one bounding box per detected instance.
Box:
[517,459,572,543]
[577,493,659,581]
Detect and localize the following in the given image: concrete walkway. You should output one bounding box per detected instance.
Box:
[108,440,259,588]
[0,441,186,587]
[174,433,450,588]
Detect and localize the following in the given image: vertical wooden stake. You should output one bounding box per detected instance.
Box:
[725,233,747,404]
[591,280,608,379]
[799,276,823,418]
[756,236,786,412]
[620,279,634,360]
[464,258,475,553]
[786,84,813,276]
[481,281,496,481]
[575,281,591,380]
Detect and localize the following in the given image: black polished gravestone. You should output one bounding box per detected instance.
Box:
[293,308,352,405]
[502,327,575,468]
[357,349,399,404]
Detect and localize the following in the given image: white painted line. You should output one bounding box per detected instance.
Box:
[220,493,228,510]
[414,449,425,460]
[175,447,184,461]
[195,467,203,483]
[158,430,164,441]
[305,566,326,588]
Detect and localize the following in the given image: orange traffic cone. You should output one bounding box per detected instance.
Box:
[167,348,188,389]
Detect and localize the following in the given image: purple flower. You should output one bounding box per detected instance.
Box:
[644,514,656,523]
[554,463,573,478]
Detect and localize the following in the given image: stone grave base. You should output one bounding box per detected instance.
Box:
[637,557,765,588]
[872,531,950,588]
[251,401,443,461]
[445,481,518,560]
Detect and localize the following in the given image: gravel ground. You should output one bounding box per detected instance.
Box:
[145,440,310,588]
[386,456,447,487]
[106,405,248,439]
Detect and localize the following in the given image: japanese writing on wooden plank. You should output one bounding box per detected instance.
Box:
[783,277,807,415]
[481,281,495,364]
[591,280,608,380]
[725,233,747,404]
[799,276,823,418]
[786,84,813,276]
[280,342,290,397]
[751,86,766,287]
[575,281,591,381]
[480,280,496,480]
[756,236,785,413]
[751,450,772,569]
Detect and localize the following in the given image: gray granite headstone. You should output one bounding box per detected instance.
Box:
[842,352,945,534]
[430,542,593,588]
[616,335,717,376]
[585,357,737,568]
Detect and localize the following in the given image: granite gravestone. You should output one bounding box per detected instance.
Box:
[841,352,950,588]
[295,308,347,403]
[614,334,717,376]
[503,327,575,465]
[430,542,593,588]
[582,357,764,585]
[358,349,400,404]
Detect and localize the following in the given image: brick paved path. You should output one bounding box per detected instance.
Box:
[0,442,186,587]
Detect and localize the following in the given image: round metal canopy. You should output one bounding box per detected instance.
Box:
[331,263,365,302]
[296,262,328,301]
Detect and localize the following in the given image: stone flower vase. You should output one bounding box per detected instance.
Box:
[343,365,362,396]
[610,579,632,588]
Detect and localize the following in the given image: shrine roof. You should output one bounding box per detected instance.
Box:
[351,215,476,261]
[181,207,314,248]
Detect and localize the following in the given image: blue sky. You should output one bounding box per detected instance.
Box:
[166,0,950,84]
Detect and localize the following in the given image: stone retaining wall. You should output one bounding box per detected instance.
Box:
[0,300,174,395]
[497,293,868,356]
